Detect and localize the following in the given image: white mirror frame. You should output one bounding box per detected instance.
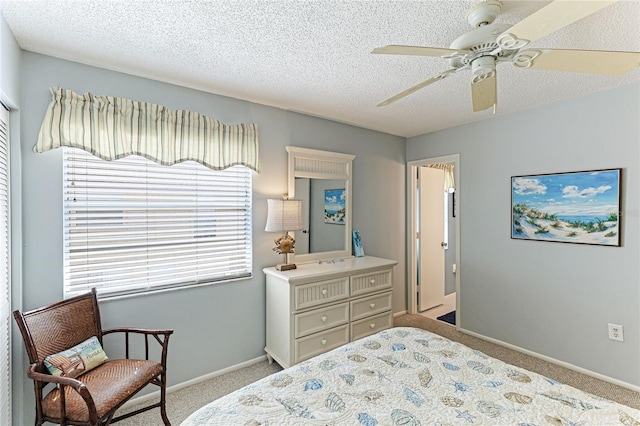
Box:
[286,146,355,264]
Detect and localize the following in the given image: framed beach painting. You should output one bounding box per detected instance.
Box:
[324,188,346,224]
[511,169,621,246]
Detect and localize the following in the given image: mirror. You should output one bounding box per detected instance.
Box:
[286,146,355,263]
[294,178,346,254]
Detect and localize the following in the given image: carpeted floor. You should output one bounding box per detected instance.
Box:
[116,360,283,425]
[116,314,639,425]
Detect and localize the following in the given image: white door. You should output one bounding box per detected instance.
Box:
[418,167,445,311]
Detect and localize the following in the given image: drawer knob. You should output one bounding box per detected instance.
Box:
[370,303,376,309]
[369,279,376,285]
[369,323,376,329]
[321,315,327,322]
[321,288,328,296]
[321,339,328,346]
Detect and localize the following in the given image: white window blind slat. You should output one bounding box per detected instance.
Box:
[63,147,252,298]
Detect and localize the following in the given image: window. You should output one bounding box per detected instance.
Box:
[0,104,11,426]
[63,147,252,298]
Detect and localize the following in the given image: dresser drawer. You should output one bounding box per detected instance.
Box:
[294,302,349,338]
[295,277,349,310]
[351,291,392,322]
[350,269,392,297]
[350,311,393,341]
[295,325,349,364]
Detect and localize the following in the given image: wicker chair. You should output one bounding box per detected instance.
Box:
[13,288,173,425]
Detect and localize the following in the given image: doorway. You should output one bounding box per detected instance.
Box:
[407,155,460,327]
[417,166,445,312]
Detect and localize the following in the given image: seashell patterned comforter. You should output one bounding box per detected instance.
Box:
[181,327,640,425]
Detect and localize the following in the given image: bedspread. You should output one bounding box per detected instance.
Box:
[182,327,640,425]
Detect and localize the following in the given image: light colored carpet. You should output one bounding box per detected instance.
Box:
[115,360,282,425]
[116,314,639,425]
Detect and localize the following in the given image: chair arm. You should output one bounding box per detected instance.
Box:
[28,363,100,423]
[28,363,86,390]
[102,328,173,362]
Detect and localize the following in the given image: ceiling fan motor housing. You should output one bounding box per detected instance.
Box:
[448,22,514,68]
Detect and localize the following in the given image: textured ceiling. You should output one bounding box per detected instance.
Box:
[1,0,639,137]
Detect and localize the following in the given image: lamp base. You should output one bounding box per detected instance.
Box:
[276,263,297,271]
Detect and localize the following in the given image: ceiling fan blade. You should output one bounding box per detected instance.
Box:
[500,1,616,48]
[372,45,470,58]
[377,68,463,107]
[520,49,640,75]
[471,73,497,113]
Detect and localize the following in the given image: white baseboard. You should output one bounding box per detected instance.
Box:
[460,327,640,393]
[120,355,268,411]
[393,310,407,317]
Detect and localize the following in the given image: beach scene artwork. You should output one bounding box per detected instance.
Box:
[324,189,346,224]
[512,169,620,246]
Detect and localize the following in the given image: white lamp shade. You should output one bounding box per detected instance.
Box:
[265,199,304,232]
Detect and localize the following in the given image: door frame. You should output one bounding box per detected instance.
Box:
[407,154,461,328]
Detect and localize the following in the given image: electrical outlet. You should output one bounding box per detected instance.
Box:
[608,323,624,342]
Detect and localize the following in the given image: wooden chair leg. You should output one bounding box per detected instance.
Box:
[160,372,170,425]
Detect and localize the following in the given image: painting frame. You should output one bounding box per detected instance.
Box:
[511,168,621,247]
[324,188,346,225]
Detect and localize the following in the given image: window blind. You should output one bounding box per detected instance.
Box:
[0,105,11,426]
[63,147,252,298]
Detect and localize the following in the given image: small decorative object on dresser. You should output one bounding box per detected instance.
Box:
[264,256,397,368]
[352,230,365,257]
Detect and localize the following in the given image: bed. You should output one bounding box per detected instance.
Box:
[182,327,640,425]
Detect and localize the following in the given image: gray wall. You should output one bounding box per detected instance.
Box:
[407,83,640,387]
[15,51,406,424]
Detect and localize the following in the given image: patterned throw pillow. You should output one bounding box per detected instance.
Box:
[43,336,109,378]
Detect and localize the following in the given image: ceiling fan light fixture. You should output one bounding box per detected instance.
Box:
[471,56,496,79]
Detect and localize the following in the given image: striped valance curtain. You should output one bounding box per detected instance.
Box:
[34,87,260,172]
[427,163,455,190]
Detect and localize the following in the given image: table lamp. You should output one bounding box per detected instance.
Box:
[265,197,303,271]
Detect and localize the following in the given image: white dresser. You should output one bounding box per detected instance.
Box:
[264,256,397,368]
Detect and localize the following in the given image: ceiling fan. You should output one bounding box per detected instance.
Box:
[372,0,640,113]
